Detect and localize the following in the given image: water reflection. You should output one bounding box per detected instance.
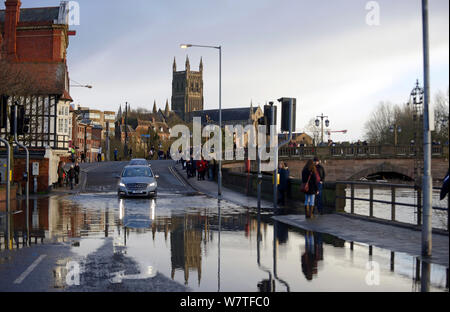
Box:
[301,231,323,281]
[1,194,448,292]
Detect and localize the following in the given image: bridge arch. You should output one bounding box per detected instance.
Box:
[347,161,414,181]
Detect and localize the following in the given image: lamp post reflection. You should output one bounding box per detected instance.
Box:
[256,210,274,292]
[421,260,431,292]
[218,200,221,292]
[273,221,290,292]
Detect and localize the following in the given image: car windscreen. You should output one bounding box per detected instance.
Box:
[129,160,147,166]
[122,167,153,177]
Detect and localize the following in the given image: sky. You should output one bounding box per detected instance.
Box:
[18,0,450,141]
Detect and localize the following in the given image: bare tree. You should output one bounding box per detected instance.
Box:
[303,118,321,146]
[433,89,449,144]
[364,89,449,146]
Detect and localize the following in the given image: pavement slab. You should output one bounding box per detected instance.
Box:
[272,213,449,267]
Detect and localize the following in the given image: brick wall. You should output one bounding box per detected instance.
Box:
[13,158,50,193]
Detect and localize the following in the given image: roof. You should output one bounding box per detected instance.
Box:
[190,107,259,124]
[0,7,60,23]
[0,61,68,96]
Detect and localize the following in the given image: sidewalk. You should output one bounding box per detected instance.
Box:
[51,162,107,195]
[273,213,449,267]
[173,163,274,209]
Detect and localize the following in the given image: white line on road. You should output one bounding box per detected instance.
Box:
[169,166,186,187]
[13,255,47,284]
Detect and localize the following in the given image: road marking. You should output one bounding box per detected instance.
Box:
[13,255,47,284]
[169,166,186,187]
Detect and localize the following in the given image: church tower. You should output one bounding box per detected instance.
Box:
[171,56,204,121]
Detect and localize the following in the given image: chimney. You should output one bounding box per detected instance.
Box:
[4,0,21,61]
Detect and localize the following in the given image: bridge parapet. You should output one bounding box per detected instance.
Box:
[279,145,448,160]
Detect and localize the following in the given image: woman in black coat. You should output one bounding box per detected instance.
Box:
[302,160,319,219]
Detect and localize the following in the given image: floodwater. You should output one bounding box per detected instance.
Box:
[1,193,449,292]
[344,188,448,230]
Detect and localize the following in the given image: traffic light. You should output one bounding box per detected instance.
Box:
[17,105,29,135]
[10,104,29,136]
[264,104,277,135]
[279,97,297,133]
[0,95,8,129]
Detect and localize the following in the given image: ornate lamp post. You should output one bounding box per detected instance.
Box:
[389,124,402,146]
[315,114,330,145]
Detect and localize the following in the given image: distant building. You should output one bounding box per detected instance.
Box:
[76,106,115,139]
[279,133,313,146]
[171,56,204,121]
[190,105,264,128]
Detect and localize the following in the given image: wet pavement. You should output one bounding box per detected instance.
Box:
[0,161,448,292]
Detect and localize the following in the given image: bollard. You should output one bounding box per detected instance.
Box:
[369,185,374,217]
[391,186,396,221]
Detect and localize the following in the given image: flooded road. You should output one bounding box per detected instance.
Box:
[0,161,448,292]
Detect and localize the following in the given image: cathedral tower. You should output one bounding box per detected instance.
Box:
[171,56,204,121]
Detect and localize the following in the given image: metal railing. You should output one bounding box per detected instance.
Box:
[278,145,447,159]
[336,181,449,231]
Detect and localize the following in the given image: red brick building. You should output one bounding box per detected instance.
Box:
[0,0,76,192]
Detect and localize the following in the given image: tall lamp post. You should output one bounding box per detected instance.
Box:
[181,43,222,198]
[420,0,433,260]
[315,114,330,145]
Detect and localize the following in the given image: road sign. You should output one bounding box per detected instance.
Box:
[32,162,39,176]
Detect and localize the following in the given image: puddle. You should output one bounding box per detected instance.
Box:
[2,194,448,292]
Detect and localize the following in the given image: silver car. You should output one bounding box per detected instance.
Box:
[129,158,151,167]
[118,165,158,198]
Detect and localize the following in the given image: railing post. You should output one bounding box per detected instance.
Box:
[351,184,355,214]
[369,185,374,217]
[391,186,396,221]
[447,193,449,233]
[417,188,422,226]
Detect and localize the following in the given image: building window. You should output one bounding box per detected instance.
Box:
[58,119,63,133]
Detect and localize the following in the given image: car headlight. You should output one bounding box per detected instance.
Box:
[148,182,156,187]
[119,182,126,187]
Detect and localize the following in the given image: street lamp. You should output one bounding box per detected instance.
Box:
[389,125,402,146]
[70,79,93,89]
[315,114,330,145]
[180,43,222,198]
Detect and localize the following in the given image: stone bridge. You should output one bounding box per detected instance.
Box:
[225,145,449,182]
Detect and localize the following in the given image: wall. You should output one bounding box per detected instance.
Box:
[221,168,346,214]
[13,157,50,193]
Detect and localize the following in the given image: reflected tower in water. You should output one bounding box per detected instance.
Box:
[170,214,203,286]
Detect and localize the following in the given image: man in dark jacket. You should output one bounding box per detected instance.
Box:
[314,157,326,214]
[278,162,290,205]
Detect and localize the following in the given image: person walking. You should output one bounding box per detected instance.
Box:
[314,157,326,215]
[197,158,206,181]
[114,148,118,162]
[74,162,80,185]
[68,165,76,190]
[278,162,289,206]
[301,159,319,219]
[208,160,214,181]
[57,161,65,187]
[81,152,86,163]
